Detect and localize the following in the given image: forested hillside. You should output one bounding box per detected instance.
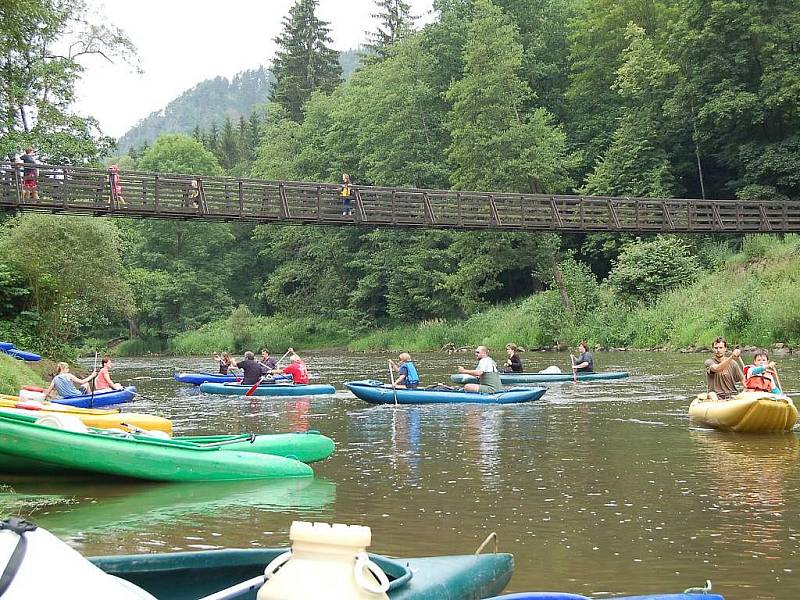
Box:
[1,0,798,358]
[116,50,362,153]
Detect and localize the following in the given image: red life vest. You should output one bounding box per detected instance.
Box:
[743,365,774,392]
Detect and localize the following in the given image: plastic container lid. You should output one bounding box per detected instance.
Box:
[290,521,372,547]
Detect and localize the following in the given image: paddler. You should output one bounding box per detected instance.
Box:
[705,336,745,400]
[274,348,309,384]
[389,352,420,389]
[743,349,782,395]
[93,356,123,392]
[43,362,96,399]
[457,346,501,393]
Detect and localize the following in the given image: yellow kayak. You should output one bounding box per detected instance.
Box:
[689,391,798,433]
[0,394,172,435]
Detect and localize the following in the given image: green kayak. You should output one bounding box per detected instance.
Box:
[0,429,334,475]
[90,547,514,600]
[450,371,630,384]
[0,411,313,481]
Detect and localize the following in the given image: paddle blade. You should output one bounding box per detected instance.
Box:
[244,379,262,396]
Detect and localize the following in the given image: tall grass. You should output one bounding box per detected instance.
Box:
[0,354,46,395]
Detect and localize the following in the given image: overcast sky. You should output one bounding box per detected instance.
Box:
[75,0,435,138]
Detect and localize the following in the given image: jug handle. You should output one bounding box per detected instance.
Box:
[354,552,390,594]
[263,550,293,579]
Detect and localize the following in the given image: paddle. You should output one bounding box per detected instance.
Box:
[388,361,398,406]
[570,354,577,384]
[245,349,292,396]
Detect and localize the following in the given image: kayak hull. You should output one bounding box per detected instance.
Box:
[2,347,42,361]
[486,594,724,600]
[52,386,137,408]
[451,371,630,385]
[175,372,292,385]
[0,411,312,481]
[345,380,546,405]
[689,391,798,433]
[199,382,336,397]
[89,548,514,600]
[176,431,335,463]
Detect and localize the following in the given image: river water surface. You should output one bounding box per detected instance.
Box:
[4,351,800,599]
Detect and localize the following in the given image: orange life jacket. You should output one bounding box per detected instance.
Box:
[743,365,774,392]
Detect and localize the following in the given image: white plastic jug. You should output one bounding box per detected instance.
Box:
[0,521,156,600]
[257,521,391,600]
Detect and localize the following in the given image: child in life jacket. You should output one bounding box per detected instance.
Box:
[390,352,420,389]
[743,349,781,394]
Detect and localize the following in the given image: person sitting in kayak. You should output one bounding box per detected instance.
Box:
[212,351,237,375]
[234,351,263,386]
[43,362,96,399]
[93,356,123,393]
[259,348,278,373]
[705,336,745,401]
[275,349,309,384]
[502,343,523,373]
[573,341,594,373]
[743,349,781,395]
[390,352,420,389]
[458,346,501,393]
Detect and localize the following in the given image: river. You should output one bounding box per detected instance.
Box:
[3,350,799,599]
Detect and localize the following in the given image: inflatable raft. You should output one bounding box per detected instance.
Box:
[200,381,336,397]
[2,347,42,361]
[51,385,137,408]
[689,390,798,433]
[345,380,547,405]
[451,371,629,385]
[0,411,314,481]
[0,395,171,434]
[175,372,292,385]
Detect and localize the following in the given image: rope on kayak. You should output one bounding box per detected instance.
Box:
[0,518,38,595]
[683,580,712,594]
[474,531,497,555]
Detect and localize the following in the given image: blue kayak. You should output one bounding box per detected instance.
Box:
[52,386,137,408]
[175,372,292,385]
[0,342,15,350]
[1,347,42,361]
[485,594,724,600]
[345,380,546,405]
[200,382,336,397]
[451,371,629,385]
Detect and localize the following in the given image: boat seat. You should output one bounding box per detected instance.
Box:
[34,414,88,434]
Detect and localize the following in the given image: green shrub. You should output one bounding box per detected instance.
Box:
[0,354,46,395]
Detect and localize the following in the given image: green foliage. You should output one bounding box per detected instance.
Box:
[0,215,132,346]
[366,0,418,58]
[136,134,224,175]
[445,0,573,194]
[608,236,701,304]
[270,0,342,122]
[0,0,136,162]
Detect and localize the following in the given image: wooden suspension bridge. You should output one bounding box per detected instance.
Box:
[1,162,797,233]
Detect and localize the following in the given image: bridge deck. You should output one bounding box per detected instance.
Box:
[1,163,797,232]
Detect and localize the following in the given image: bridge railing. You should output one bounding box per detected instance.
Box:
[1,162,798,232]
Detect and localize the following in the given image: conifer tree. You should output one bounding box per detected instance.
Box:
[270,0,342,122]
[219,117,239,171]
[367,0,417,58]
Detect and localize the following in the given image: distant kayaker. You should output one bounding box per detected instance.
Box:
[259,348,278,372]
[743,349,782,395]
[458,346,501,393]
[93,356,123,393]
[502,343,523,373]
[705,336,745,400]
[390,352,420,389]
[43,362,96,399]
[275,349,309,384]
[234,351,263,386]
[573,340,594,373]
[212,351,237,375]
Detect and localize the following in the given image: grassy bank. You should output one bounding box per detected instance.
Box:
[102,235,800,357]
[349,235,800,352]
[0,354,48,395]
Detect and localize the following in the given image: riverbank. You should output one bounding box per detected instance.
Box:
[79,234,800,357]
[0,354,48,395]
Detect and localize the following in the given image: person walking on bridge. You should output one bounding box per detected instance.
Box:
[340,173,353,216]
